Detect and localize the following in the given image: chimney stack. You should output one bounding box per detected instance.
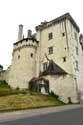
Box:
[18,24,23,41]
[27,29,32,38]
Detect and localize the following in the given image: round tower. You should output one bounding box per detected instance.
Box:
[8,28,39,89]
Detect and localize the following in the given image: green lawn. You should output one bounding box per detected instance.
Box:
[0,80,64,112]
[0,92,64,112]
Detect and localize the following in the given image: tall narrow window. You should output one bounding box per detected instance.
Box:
[62,57,66,62]
[49,47,53,54]
[74,32,78,41]
[48,32,53,40]
[76,47,79,55]
[30,53,33,58]
[43,63,48,71]
[75,60,79,70]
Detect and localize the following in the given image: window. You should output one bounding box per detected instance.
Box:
[43,63,48,71]
[48,32,53,40]
[18,55,20,59]
[49,47,53,54]
[76,47,79,55]
[62,32,65,37]
[75,60,79,70]
[30,53,33,58]
[63,57,66,62]
[74,32,78,41]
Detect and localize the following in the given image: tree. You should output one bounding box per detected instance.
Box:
[0,65,3,70]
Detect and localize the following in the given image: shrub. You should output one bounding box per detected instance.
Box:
[16,87,20,91]
[0,81,29,96]
[0,65,3,69]
[49,91,59,99]
[0,80,11,88]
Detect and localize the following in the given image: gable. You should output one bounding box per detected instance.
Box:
[40,60,67,76]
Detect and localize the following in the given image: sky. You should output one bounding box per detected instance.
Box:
[0,0,83,69]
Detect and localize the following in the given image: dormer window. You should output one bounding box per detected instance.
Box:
[48,32,53,40]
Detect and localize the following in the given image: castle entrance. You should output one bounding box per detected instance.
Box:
[29,77,49,94]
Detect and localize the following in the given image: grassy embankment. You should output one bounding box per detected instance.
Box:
[0,80,64,112]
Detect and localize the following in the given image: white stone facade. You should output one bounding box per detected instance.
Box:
[0,13,83,103]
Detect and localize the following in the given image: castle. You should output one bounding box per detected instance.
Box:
[0,13,83,103]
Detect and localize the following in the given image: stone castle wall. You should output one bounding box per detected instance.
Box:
[0,13,83,103]
[7,39,38,88]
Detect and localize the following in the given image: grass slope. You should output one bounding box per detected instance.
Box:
[0,92,64,112]
[0,80,64,112]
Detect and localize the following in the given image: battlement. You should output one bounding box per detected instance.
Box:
[13,25,39,52]
[13,38,39,52]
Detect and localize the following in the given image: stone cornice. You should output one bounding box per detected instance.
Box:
[14,38,39,46]
[35,13,80,32]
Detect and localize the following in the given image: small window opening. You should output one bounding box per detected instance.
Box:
[62,32,65,37]
[48,32,53,40]
[63,57,66,62]
[49,47,53,54]
[43,63,48,71]
[75,60,79,70]
[74,32,78,41]
[76,47,79,55]
[30,53,33,58]
[18,55,20,59]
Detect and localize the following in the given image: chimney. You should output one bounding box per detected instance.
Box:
[18,24,23,41]
[27,29,32,38]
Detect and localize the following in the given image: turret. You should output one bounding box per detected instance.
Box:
[18,24,23,41]
[27,29,32,38]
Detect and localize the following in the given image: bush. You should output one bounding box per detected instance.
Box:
[0,81,29,96]
[16,87,20,91]
[49,91,59,99]
[0,80,11,88]
[0,65,3,69]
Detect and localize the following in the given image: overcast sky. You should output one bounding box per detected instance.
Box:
[0,0,83,69]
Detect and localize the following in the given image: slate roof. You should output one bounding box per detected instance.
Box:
[40,60,67,76]
[35,12,80,32]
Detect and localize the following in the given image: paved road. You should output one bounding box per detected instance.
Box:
[0,106,83,125]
